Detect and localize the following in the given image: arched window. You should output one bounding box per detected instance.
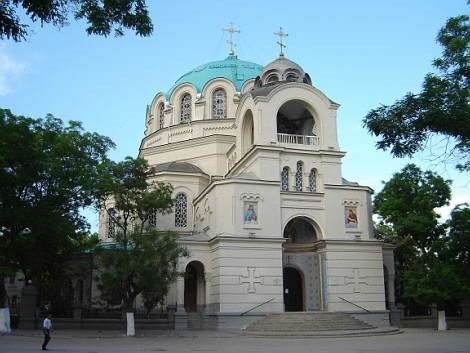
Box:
[285,73,298,81]
[281,166,289,191]
[180,94,191,123]
[308,169,317,192]
[266,74,279,84]
[212,89,226,119]
[148,209,157,228]
[159,103,165,129]
[175,193,188,228]
[295,161,303,192]
[107,208,116,237]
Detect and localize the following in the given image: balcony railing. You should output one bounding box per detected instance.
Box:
[277,133,319,146]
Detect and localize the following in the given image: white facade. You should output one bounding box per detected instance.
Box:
[99,54,394,326]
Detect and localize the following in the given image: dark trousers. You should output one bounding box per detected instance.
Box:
[42,330,50,349]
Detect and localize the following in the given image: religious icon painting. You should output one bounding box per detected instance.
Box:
[243,201,258,225]
[344,206,358,228]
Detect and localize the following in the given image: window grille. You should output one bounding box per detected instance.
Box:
[281,167,289,191]
[180,94,191,123]
[107,208,116,237]
[159,103,165,129]
[309,169,317,192]
[148,209,157,228]
[175,193,188,228]
[213,89,226,119]
[295,162,303,191]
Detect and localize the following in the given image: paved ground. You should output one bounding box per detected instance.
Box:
[1,328,470,353]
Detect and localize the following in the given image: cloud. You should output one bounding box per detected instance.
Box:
[0,45,26,96]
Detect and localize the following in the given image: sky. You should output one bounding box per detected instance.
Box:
[1,0,468,232]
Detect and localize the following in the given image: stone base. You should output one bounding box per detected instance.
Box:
[175,312,267,330]
[349,311,392,328]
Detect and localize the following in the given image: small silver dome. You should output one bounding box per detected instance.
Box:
[254,56,312,88]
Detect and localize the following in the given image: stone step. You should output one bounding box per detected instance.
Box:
[245,312,375,333]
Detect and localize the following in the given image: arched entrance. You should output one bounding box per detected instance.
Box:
[283,216,318,243]
[282,216,322,311]
[283,267,304,311]
[184,261,205,312]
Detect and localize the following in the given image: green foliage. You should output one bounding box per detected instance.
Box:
[0,0,153,42]
[446,203,470,274]
[0,107,114,307]
[363,15,470,171]
[374,164,470,306]
[96,157,187,311]
[403,258,469,308]
[374,164,451,254]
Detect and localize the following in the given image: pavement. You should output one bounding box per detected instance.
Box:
[1,328,470,353]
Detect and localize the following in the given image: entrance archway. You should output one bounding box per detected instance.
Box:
[283,267,304,311]
[184,261,205,312]
[283,216,318,243]
[282,216,322,311]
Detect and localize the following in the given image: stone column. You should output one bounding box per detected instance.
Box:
[174,277,187,330]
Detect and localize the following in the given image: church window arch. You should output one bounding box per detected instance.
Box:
[107,208,116,237]
[148,209,157,228]
[241,110,254,155]
[175,193,188,228]
[281,166,289,191]
[295,161,303,192]
[308,168,317,192]
[266,73,279,84]
[212,88,226,119]
[159,103,165,129]
[276,100,317,143]
[180,94,192,123]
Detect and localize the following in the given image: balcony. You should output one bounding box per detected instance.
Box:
[277,133,319,147]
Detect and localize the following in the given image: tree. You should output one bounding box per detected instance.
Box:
[363,15,470,171]
[374,164,470,329]
[0,108,114,314]
[1,0,153,42]
[95,157,188,335]
[446,203,470,280]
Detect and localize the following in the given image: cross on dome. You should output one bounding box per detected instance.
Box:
[274,26,288,57]
[223,22,240,56]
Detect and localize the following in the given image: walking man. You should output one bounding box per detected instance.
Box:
[42,314,52,350]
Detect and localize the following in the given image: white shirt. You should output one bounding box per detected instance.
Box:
[43,318,52,330]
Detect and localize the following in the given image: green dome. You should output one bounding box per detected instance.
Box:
[166,55,263,99]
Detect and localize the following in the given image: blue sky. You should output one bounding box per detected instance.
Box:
[1,0,468,231]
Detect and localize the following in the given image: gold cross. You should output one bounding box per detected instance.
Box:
[223,22,240,56]
[274,26,288,57]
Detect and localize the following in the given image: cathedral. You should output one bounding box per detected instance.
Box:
[99,33,396,329]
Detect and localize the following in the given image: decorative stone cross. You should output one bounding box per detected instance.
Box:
[274,26,288,57]
[223,22,240,56]
[239,267,264,293]
[344,268,368,293]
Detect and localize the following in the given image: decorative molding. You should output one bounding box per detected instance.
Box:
[342,199,361,207]
[240,193,263,201]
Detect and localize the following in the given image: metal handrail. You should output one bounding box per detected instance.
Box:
[240,298,275,316]
[338,296,371,313]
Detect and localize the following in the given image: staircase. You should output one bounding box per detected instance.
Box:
[245,312,375,333]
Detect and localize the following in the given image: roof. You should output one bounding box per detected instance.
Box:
[151,161,206,174]
[166,55,263,99]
